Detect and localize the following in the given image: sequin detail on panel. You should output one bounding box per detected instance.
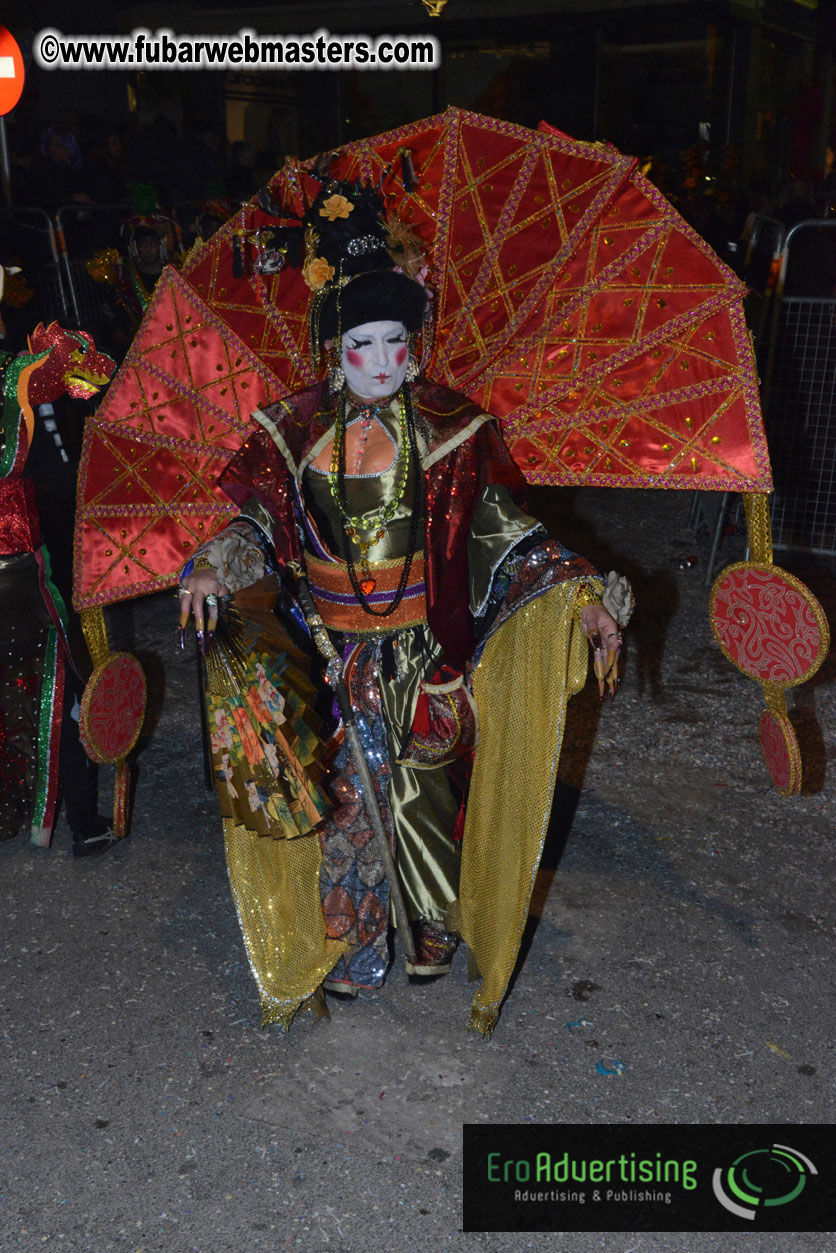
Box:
[319,645,394,990]
[475,536,598,656]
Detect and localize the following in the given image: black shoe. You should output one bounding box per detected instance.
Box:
[72,814,115,859]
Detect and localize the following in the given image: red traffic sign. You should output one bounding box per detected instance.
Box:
[0,28,25,116]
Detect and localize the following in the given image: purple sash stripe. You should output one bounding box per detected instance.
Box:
[310,580,426,605]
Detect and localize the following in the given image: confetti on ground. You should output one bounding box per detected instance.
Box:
[595,1059,625,1077]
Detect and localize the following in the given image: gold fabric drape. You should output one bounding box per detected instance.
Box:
[224,816,345,1027]
[457,581,592,1036]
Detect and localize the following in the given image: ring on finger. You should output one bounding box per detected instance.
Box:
[178,586,192,598]
[205,593,218,609]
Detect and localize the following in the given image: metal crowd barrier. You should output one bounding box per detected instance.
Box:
[740,213,785,358]
[759,220,836,558]
[56,204,130,336]
[0,205,72,325]
[692,216,836,579]
[689,212,784,583]
[1,202,129,337]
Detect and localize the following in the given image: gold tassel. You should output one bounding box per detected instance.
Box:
[740,501,803,788]
[762,680,787,716]
[742,492,774,565]
[80,605,111,669]
[113,759,130,839]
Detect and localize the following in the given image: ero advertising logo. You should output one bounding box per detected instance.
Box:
[712,1143,818,1220]
[463,1124,835,1233]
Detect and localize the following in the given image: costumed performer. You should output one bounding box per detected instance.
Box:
[179,181,628,1035]
[0,300,115,852]
[88,215,181,357]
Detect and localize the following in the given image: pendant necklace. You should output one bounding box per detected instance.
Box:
[327,384,423,616]
[328,392,410,595]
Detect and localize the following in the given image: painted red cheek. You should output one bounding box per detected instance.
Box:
[395,346,408,366]
[345,349,363,367]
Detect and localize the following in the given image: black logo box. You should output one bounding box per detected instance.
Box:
[463,1123,836,1232]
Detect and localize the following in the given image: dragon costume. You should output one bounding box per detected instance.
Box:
[0,322,113,844]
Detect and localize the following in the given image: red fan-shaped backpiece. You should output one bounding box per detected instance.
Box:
[74,108,771,612]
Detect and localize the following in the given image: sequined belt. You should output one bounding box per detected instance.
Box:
[305,550,428,634]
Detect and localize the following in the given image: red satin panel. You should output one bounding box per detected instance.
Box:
[76,108,772,611]
[75,268,281,608]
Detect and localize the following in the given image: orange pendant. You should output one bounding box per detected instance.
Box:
[359,578,377,596]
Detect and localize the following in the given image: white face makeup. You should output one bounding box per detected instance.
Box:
[340,319,410,401]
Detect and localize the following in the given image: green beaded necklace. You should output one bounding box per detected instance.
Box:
[327,390,411,562]
[326,385,423,614]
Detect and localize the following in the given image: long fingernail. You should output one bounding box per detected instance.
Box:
[178,627,186,650]
[179,609,190,629]
[594,658,606,699]
[590,630,602,651]
[196,629,205,656]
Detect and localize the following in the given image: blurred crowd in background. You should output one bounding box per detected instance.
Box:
[2,109,836,360]
[0,113,285,358]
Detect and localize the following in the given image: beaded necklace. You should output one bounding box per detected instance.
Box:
[328,392,410,534]
[328,384,423,616]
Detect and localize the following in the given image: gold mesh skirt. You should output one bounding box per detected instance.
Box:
[457,582,590,1036]
[224,816,345,1027]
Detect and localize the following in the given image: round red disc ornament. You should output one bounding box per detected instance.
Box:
[80,651,146,763]
[758,707,802,796]
[710,563,829,686]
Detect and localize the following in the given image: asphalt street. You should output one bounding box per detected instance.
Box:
[1,486,833,1252]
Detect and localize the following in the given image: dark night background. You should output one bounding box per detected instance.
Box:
[4,1,836,199]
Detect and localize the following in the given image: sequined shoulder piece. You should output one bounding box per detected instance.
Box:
[256,382,337,474]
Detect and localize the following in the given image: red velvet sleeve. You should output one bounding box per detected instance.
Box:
[219,424,303,567]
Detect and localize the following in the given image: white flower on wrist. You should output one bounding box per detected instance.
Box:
[601,571,635,627]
